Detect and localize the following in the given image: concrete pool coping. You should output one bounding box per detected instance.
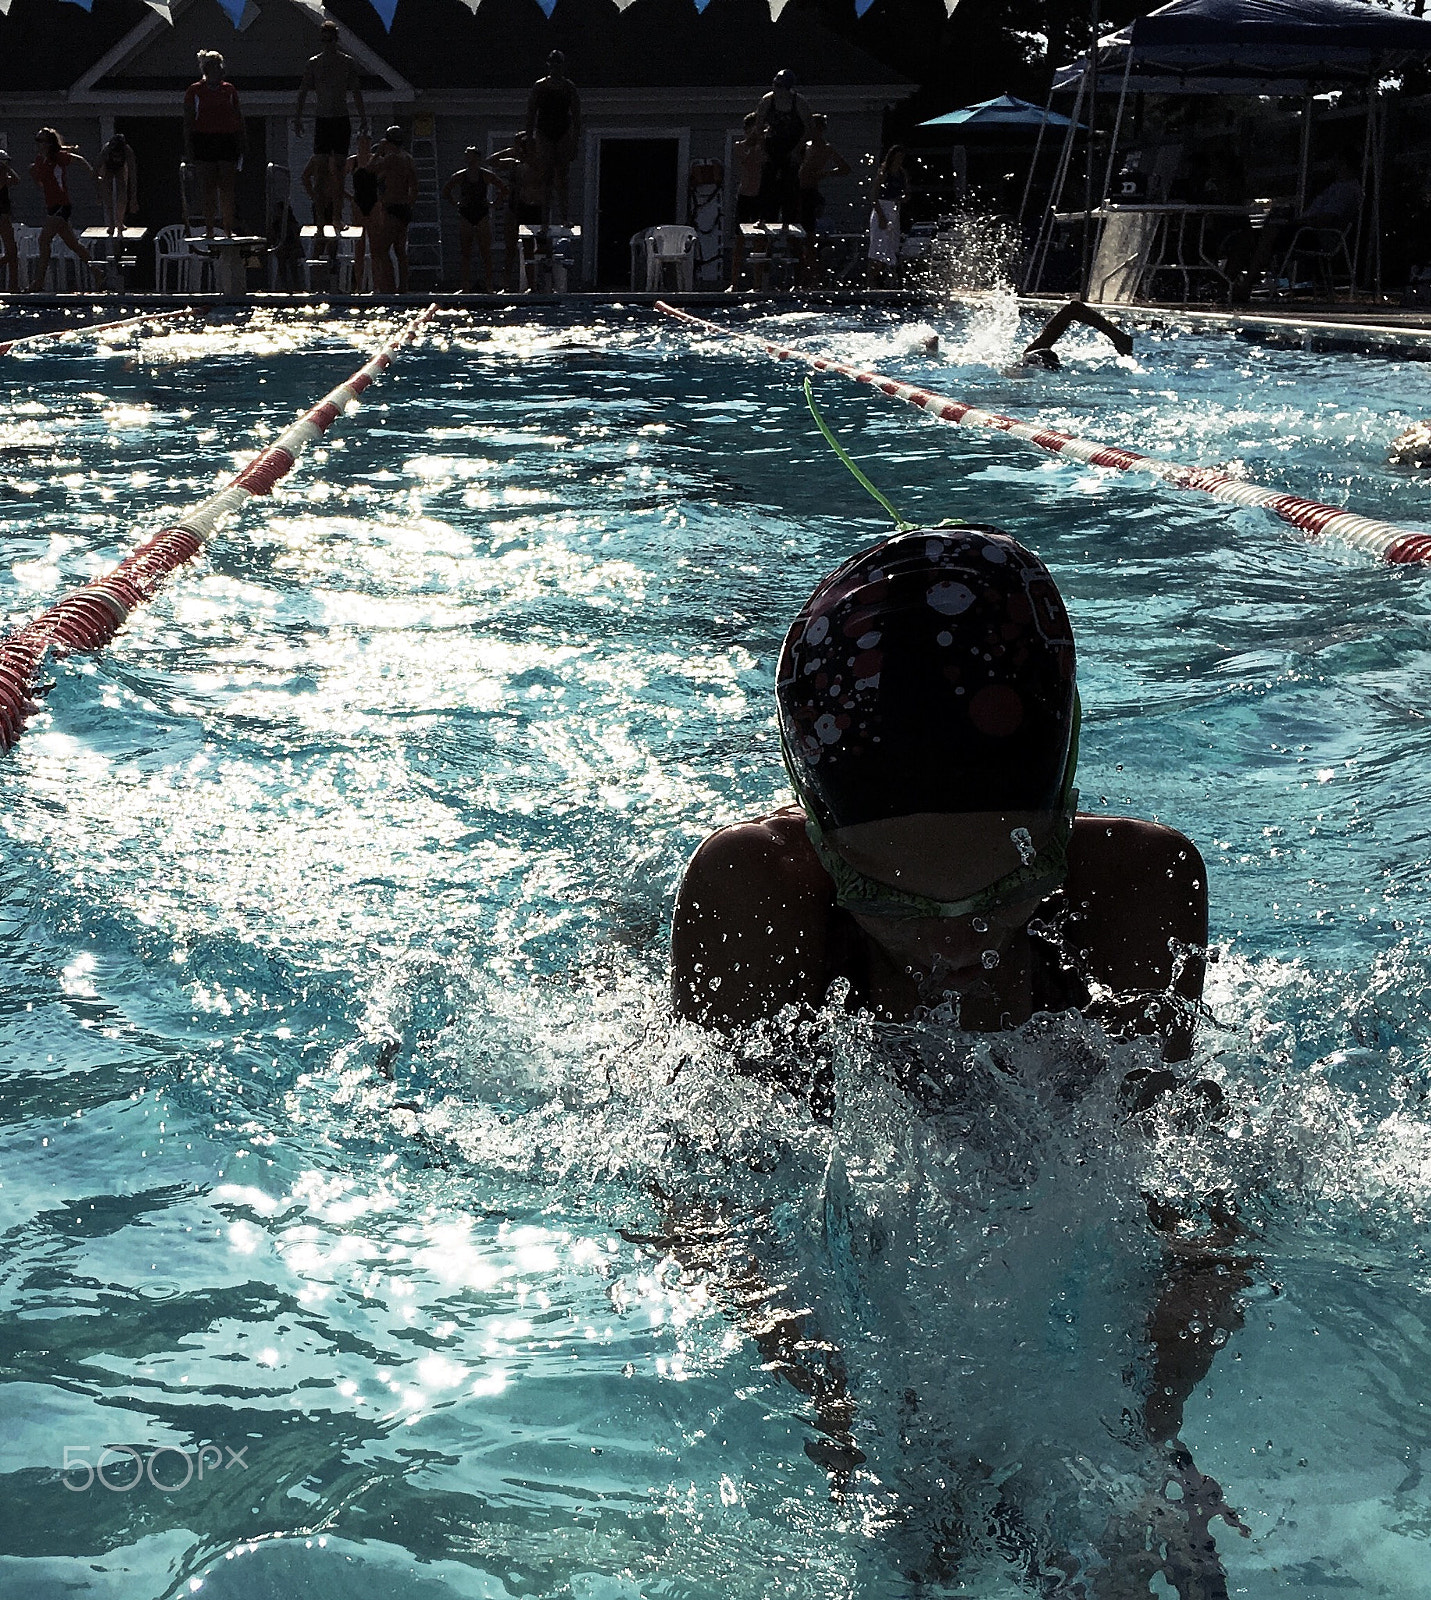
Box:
[1016,294,1431,357]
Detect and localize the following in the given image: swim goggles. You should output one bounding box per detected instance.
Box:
[780,692,1081,923]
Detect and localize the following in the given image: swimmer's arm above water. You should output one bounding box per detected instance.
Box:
[672,809,831,1031]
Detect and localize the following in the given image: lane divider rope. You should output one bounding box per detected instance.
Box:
[0,303,437,751]
[0,306,199,358]
[654,301,1431,567]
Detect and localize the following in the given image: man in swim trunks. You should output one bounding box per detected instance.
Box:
[796,114,849,284]
[524,50,581,225]
[441,146,508,293]
[491,134,547,292]
[370,126,417,293]
[672,527,1204,1064]
[753,68,814,227]
[294,20,367,231]
[1015,297,1133,372]
[727,112,768,291]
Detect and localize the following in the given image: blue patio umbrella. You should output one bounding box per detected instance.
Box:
[919,96,1082,131]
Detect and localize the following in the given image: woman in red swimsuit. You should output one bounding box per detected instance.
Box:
[183,51,246,238]
[28,128,97,292]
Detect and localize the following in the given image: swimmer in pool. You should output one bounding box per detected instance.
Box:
[672,526,1203,1067]
[1388,420,1431,467]
[669,527,1248,1593]
[1014,297,1134,372]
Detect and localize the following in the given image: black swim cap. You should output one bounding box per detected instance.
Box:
[776,527,1077,829]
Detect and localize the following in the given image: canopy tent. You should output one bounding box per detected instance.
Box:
[1052,0,1431,97]
[1025,0,1431,299]
[920,95,1081,131]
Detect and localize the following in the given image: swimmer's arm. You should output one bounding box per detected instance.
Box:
[1066,817,1208,1062]
[671,813,833,1031]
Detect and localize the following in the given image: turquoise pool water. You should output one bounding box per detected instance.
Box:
[3,302,1431,1599]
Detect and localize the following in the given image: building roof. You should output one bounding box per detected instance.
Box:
[0,0,911,97]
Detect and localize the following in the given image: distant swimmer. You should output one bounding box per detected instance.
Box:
[671,527,1206,1075]
[1388,421,1431,467]
[1014,297,1133,372]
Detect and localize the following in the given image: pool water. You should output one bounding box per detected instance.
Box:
[3,302,1431,1600]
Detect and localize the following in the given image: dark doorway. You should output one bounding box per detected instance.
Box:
[115,115,266,287]
[595,138,679,288]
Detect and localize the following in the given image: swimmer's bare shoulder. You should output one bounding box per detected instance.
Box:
[671,806,834,1030]
[673,810,1206,1037]
[1066,815,1208,1059]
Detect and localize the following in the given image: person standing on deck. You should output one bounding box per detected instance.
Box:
[294,20,367,233]
[754,69,813,227]
[727,112,768,291]
[183,52,245,238]
[524,51,580,226]
[491,134,545,292]
[0,148,20,293]
[796,114,849,285]
[867,144,909,287]
[95,133,138,234]
[346,132,379,291]
[370,126,417,293]
[301,151,340,238]
[442,147,507,294]
[28,128,99,291]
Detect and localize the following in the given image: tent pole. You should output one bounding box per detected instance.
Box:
[1024,65,1089,293]
[1017,80,1059,235]
[1100,51,1135,212]
[1371,86,1384,297]
[1081,0,1102,297]
[1353,85,1375,292]
[1297,94,1313,213]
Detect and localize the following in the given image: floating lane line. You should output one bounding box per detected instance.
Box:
[654,301,1431,567]
[0,306,200,358]
[0,303,437,751]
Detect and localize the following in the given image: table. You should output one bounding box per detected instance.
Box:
[81,227,146,290]
[1058,205,1251,305]
[186,235,268,296]
[517,225,581,292]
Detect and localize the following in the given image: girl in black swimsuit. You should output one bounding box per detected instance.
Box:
[440,147,507,293]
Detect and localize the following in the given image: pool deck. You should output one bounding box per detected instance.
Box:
[7,289,1431,359]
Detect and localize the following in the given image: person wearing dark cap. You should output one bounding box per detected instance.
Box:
[1015,297,1134,372]
[294,19,367,228]
[370,125,417,292]
[753,68,814,226]
[525,49,581,225]
[672,527,1205,1058]
[96,132,138,234]
[670,529,1245,1596]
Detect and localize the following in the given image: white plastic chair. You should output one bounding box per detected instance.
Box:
[13,224,40,290]
[154,224,214,293]
[644,225,696,292]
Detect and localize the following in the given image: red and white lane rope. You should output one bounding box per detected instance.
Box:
[0,303,437,751]
[0,306,199,359]
[655,301,1431,567]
